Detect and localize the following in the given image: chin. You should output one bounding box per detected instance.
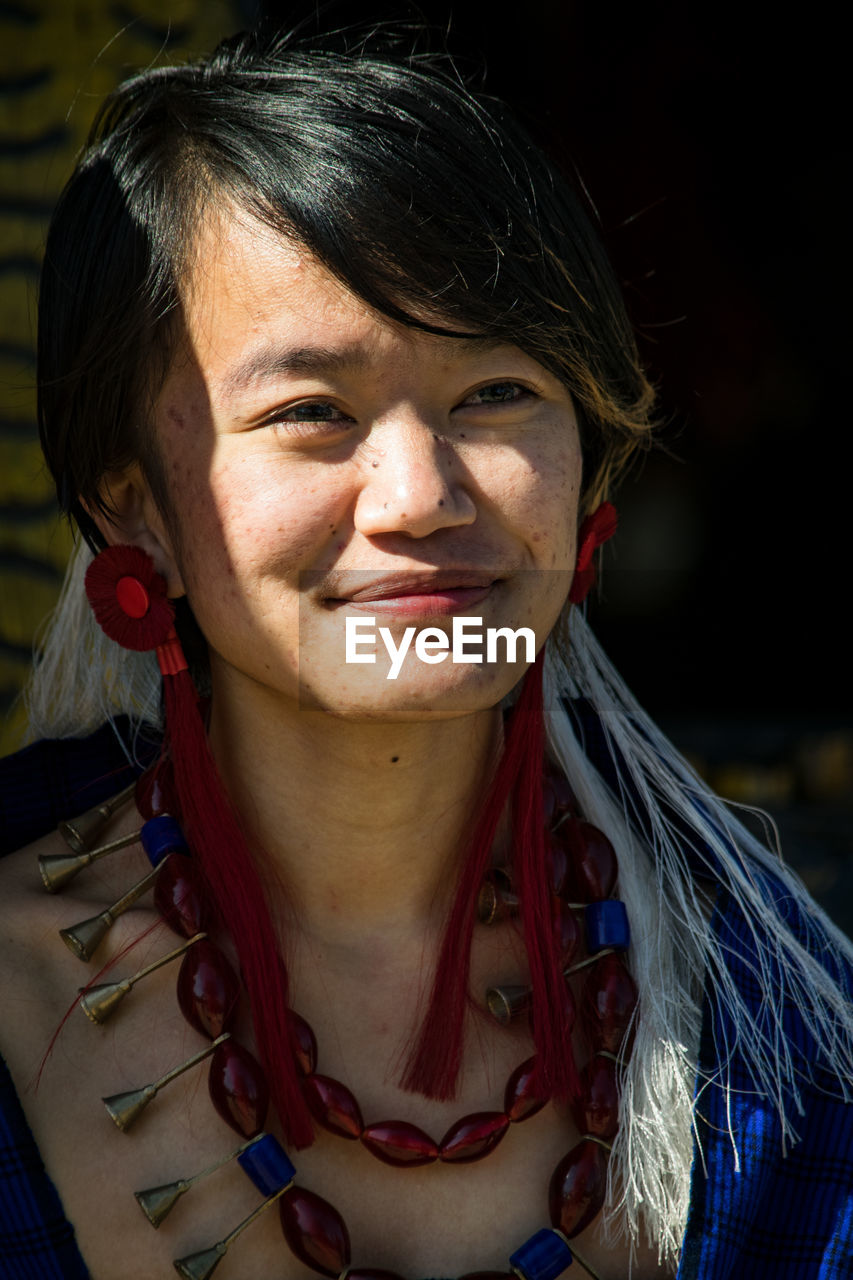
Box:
[295,663,528,720]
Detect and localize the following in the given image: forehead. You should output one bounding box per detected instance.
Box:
[173,210,523,406]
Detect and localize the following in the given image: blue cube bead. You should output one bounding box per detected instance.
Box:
[140,815,189,866]
[509,1228,573,1279]
[237,1134,296,1195]
[585,899,630,952]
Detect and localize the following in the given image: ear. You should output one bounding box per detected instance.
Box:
[82,465,186,599]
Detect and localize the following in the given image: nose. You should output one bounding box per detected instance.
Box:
[354,420,477,539]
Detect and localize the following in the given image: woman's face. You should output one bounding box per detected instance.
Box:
[147,211,583,719]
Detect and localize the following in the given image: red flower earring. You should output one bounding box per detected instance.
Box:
[568,502,618,604]
[84,544,184,670]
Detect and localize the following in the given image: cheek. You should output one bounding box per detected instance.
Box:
[181,458,343,599]
[505,437,582,565]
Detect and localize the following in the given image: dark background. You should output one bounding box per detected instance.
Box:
[256,0,853,930]
[256,0,848,721]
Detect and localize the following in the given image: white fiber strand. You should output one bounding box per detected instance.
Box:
[544,611,853,1263]
[24,538,162,756]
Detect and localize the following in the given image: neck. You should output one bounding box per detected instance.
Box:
[207,670,505,950]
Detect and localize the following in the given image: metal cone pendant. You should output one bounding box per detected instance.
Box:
[103,1033,229,1131]
[135,1136,257,1228]
[135,1178,189,1228]
[79,934,204,1024]
[40,828,142,893]
[58,783,136,852]
[60,865,160,961]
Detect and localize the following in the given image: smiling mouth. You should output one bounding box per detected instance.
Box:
[324,571,504,616]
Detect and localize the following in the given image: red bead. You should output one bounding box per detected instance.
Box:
[176,941,240,1039]
[279,1186,351,1277]
[208,1039,269,1137]
[115,575,150,618]
[572,1054,619,1140]
[548,1138,609,1237]
[439,1112,509,1163]
[565,820,618,901]
[583,954,638,1054]
[153,854,206,936]
[543,772,576,824]
[504,1056,549,1123]
[290,1012,318,1075]
[360,1120,439,1166]
[554,898,582,963]
[303,1073,363,1139]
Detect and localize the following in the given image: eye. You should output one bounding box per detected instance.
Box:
[264,400,356,436]
[460,380,535,407]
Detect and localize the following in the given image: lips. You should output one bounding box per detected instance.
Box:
[320,568,504,618]
[328,569,501,604]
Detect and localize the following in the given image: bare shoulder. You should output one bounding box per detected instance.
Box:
[0,832,75,1019]
[0,811,153,1077]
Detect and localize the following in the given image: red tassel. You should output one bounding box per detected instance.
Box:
[403,652,578,1103]
[511,658,580,1103]
[568,502,618,604]
[84,544,314,1148]
[160,669,314,1148]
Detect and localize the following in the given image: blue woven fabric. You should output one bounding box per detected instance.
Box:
[2,726,852,1279]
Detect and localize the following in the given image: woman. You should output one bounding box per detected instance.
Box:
[1,26,851,1280]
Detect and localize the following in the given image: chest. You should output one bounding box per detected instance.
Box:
[1,821,677,1280]
[6,955,673,1280]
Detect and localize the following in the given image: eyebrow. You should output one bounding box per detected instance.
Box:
[219,335,510,403]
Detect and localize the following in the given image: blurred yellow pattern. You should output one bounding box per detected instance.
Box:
[0,0,241,754]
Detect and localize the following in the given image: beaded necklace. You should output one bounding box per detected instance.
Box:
[44,769,638,1280]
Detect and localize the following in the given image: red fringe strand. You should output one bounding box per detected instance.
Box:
[162,666,314,1148]
[403,652,579,1103]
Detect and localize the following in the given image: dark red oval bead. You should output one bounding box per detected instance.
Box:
[135,768,173,821]
[583,953,638,1054]
[554,897,582,963]
[543,772,576,824]
[361,1120,439,1166]
[439,1111,509,1163]
[303,1073,363,1139]
[208,1039,269,1137]
[572,1054,619,1140]
[290,1012,318,1075]
[279,1186,351,1277]
[548,1138,609,1237]
[504,1056,549,1123]
[153,853,206,937]
[564,820,618,901]
[176,940,240,1039]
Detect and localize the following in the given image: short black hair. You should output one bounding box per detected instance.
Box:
[38,24,654,545]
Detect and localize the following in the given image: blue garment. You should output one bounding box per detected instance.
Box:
[1,726,851,1279]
